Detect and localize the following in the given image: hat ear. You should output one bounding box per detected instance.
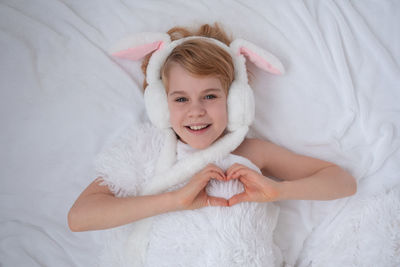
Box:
[230,39,285,75]
[109,32,171,60]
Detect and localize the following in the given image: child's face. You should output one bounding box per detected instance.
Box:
[166,63,228,149]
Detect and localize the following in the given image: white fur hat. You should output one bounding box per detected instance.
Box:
[110,31,284,266]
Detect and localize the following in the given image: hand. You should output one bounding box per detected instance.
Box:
[173,163,229,210]
[226,163,282,206]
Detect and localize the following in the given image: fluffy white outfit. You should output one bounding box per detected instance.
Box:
[94,123,282,267]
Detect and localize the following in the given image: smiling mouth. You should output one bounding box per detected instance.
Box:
[185,124,211,131]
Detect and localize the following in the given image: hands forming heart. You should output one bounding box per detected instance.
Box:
[174,163,283,211]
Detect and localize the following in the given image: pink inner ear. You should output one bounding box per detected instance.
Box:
[240,47,281,75]
[112,41,164,60]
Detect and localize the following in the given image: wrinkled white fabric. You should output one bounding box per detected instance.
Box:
[2,1,400,266]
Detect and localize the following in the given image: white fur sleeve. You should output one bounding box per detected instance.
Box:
[93,122,164,197]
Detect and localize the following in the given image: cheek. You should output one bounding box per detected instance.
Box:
[168,104,182,126]
[212,101,228,125]
[221,107,228,125]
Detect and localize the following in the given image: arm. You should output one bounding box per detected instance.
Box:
[68,178,178,232]
[258,139,357,200]
[68,164,228,232]
[231,139,357,202]
[280,165,356,200]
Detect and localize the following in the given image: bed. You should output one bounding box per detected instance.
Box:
[1,0,399,266]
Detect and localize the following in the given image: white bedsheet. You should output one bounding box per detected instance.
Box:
[1,0,399,266]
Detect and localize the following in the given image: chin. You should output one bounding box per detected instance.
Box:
[190,143,210,150]
[185,138,215,150]
[176,129,224,150]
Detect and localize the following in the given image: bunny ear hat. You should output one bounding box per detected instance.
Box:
[110,32,285,266]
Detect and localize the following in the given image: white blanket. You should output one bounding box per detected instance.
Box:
[1,1,399,266]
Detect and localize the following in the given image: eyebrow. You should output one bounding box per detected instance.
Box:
[168,88,223,96]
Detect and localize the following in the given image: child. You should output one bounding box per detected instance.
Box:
[68,23,357,267]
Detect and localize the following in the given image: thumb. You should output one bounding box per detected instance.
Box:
[207,196,229,207]
[228,192,248,206]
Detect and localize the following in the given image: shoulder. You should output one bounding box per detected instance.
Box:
[233,137,336,181]
[232,138,297,174]
[232,138,271,171]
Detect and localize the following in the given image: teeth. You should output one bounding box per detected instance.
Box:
[189,125,208,130]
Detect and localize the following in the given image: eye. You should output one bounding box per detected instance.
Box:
[175,97,188,102]
[204,94,217,100]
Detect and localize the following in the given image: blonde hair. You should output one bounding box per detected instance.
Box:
[141,23,235,93]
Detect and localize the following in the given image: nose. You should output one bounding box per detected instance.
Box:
[187,101,206,118]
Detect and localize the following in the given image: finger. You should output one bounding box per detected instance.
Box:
[228,192,248,206]
[227,166,249,181]
[226,163,242,177]
[205,163,224,174]
[208,169,226,181]
[195,170,224,189]
[226,163,249,179]
[207,196,229,207]
[206,165,226,180]
[202,164,225,180]
[198,169,224,183]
